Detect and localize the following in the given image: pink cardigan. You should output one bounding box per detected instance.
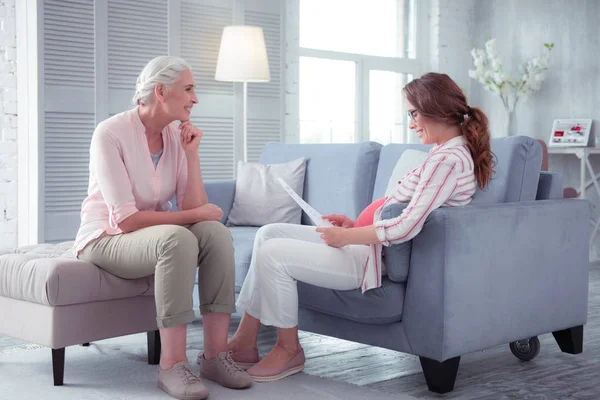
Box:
[73,107,188,255]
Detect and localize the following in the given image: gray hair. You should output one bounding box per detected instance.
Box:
[132,56,192,105]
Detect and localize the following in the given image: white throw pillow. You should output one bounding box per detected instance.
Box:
[226,157,307,227]
[385,149,429,196]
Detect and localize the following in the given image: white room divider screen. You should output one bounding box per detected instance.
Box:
[38,0,284,243]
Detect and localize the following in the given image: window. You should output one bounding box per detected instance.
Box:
[298,0,425,145]
[300,0,416,59]
[369,71,414,145]
[299,57,355,143]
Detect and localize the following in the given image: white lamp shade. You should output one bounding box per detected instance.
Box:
[215,25,271,83]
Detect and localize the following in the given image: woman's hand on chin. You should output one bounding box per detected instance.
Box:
[179,120,202,154]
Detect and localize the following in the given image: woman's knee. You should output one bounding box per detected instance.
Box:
[189,221,232,245]
[255,239,285,276]
[256,223,287,242]
[158,225,199,260]
[191,222,235,275]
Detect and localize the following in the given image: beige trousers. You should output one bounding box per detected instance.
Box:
[79,221,236,328]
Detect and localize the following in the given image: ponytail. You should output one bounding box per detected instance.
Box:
[461,106,495,189]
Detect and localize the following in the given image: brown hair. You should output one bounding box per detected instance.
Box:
[403,72,495,189]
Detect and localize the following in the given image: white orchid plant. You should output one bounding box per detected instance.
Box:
[469,39,554,112]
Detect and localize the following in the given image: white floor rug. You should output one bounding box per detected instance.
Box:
[0,333,416,400]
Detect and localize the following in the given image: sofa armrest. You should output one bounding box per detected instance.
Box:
[380,203,411,282]
[204,180,236,224]
[537,171,564,200]
[399,199,590,361]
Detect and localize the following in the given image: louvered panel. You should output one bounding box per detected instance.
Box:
[44,112,95,213]
[107,0,168,89]
[245,10,281,98]
[181,1,233,95]
[191,117,234,180]
[44,0,94,87]
[247,118,281,162]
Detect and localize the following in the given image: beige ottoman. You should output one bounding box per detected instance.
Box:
[0,242,161,385]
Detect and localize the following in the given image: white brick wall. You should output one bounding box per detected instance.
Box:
[0,0,17,248]
[429,0,477,96]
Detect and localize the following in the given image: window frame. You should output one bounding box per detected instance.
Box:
[298,0,430,145]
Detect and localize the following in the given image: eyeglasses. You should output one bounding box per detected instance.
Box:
[407,109,418,122]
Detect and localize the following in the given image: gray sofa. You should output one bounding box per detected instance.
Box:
[202,136,590,393]
[0,136,589,393]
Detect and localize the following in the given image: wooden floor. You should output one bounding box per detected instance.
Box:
[3,268,600,399]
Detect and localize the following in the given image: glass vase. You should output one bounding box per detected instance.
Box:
[504,109,516,136]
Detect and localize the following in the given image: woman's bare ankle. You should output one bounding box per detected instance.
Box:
[228,336,258,351]
[275,341,300,356]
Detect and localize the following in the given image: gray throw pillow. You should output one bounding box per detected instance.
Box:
[226,157,307,227]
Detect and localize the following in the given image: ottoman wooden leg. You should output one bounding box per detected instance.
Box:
[147,330,161,365]
[51,348,65,386]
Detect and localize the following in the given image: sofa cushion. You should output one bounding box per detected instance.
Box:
[373,143,432,200]
[470,136,542,204]
[226,157,307,227]
[260,141,382,223]
[384,149,430,197]
[230,227,259,291]
[0,242,153,306]
[298,278,406,324]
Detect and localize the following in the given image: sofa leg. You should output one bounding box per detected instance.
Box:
[51,348,65,386]
[147,330,161,365]
[419,356,460,394]
[80,343,90,347]
[553,325,583,354]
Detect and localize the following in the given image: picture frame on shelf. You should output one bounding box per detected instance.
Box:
[548,119,593,147]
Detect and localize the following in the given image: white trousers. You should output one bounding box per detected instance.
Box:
[236,223,371,328]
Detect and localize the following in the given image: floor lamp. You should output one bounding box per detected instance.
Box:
[215,25,271,162]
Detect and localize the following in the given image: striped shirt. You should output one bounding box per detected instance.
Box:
[361,135,477,292]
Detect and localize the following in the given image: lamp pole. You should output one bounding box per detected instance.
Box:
[215,25,270,165]
[243,81,248,162]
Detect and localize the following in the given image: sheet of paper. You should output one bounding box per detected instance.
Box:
[277,178,333,227]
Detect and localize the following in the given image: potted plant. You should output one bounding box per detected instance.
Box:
[469,39,554,136]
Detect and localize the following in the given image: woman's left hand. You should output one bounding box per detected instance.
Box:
[179,120,202,154]
[316,226,349,248]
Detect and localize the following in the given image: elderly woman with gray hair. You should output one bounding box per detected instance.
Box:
[73,56,252,400]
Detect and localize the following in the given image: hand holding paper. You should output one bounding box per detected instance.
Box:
[277,178,333,227]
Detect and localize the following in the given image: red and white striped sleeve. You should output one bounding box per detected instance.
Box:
[375,154,459,246]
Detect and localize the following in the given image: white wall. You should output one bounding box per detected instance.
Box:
[470,0,600,140]
[0,0,17,248]
[468,0,600,256]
